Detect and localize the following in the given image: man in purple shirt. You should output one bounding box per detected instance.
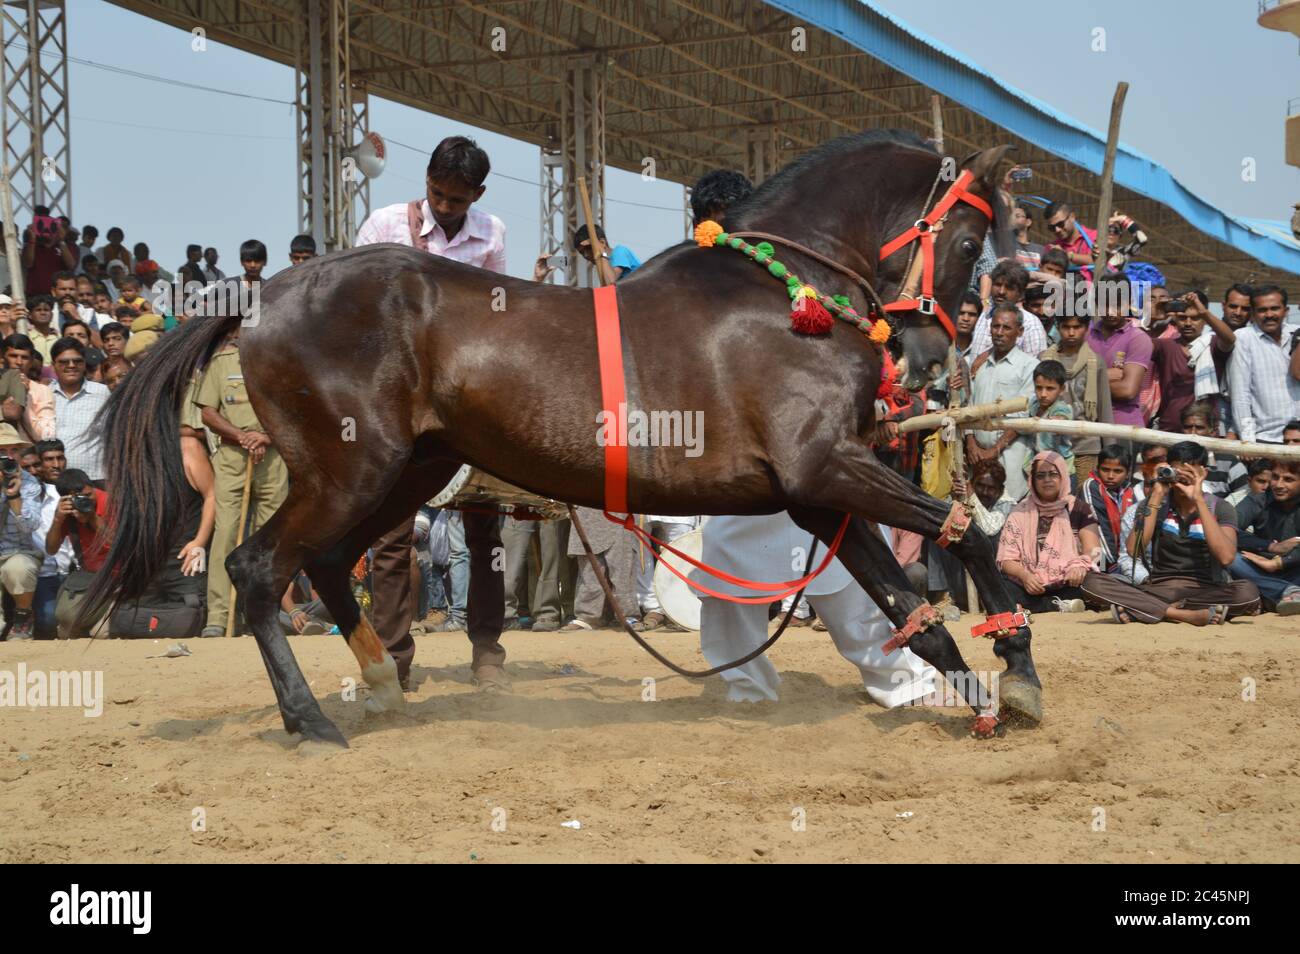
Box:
[1085,277,1151,426]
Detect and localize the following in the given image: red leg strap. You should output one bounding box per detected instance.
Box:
[935,500,971,549]
[970,610,1030,639]
[882,602,944,654]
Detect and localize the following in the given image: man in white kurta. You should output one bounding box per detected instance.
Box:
[695,512,937,707]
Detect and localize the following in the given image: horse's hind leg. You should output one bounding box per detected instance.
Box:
[227,485,354,746]
[788,507,997,725]
[789,437,1040,728]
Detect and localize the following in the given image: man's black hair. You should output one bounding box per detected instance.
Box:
[56,468,92,496]
[1251,283,1289,308]
[1032,359,1066,387]
[33,438,64,457]
[186,243,202,257]
[1247,458,1274,478]
[1098,444,1133,471]
[1040,247,1068,270]
[1168,440,1209,466]
[239,239,268,263]
[99,321,129,341]
[3,333,35,354]
[959,289,982,312]
[289,233,317,255]
[49,337,86,362]
[573,223,607,248]
[426,135,490,189]
[1283,419,1300,435]
[690,169,754,225]
[989,260,1029,293]
[1223,282,1254,302]
[1044,201,1073,220]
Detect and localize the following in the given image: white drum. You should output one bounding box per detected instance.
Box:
[652,528,704,631]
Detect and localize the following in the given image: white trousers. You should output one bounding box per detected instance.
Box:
[699,583,937,708]
[636,520,696,614]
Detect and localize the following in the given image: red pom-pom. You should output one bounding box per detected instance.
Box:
[790,294,834,334]
[970,713,1000,739]
[876,347,898,399]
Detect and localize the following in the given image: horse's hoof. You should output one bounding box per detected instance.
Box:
[300,718,349,748]
[361,656,408,713]
[998,673,1043,727]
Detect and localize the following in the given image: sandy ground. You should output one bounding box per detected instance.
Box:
[1,611,1298,864]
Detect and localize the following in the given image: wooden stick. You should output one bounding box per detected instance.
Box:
[1091,82,1129,281]
[0,166,24,304]
[965,416,1300,461]
[899,397,1030,434]
[930,94,944,154]
[575,175,609,288]
[225,456,255,638]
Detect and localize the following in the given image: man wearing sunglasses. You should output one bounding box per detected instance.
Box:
[49,339,109,489]
[1045,201,1098,283]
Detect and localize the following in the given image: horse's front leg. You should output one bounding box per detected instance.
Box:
[787,437,1041,730]
[788,506,1000,736]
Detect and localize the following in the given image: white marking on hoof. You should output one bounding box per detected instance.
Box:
[362,654,406,713]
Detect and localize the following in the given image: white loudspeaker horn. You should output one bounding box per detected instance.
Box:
[345,131,386,179]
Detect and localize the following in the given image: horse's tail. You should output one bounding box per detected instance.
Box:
[75,314,240,631]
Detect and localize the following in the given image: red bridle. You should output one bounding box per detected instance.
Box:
[878,169,993,340]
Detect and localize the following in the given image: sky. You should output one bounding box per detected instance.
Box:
[45,0,1300,278]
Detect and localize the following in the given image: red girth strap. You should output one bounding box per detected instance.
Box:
[878,169,993,341]
[881,602,943,654]
[935,500,971,549]
[591,286,852,603]
[970,610,1030,639]
[593,285,628,515]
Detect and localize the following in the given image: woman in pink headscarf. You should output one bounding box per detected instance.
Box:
[997,450,1102,612]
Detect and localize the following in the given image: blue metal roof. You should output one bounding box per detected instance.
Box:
[763,0,1300,276]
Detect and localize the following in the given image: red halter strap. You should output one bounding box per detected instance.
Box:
[878,169,993,341]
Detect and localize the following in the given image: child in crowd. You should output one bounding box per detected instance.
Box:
[1040,311,1112,483]
[1079,443,1136,574]
[1229,459,1273,507]
[1006,359,1075,486]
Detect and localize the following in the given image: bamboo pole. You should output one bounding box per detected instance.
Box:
[0,166,24,304]
[575,175,609,288]
[963,416,1300,461]
[898,397,1030,434]
[1091,82,1129,281]
[930,94,944,154]
[225,457,255,638]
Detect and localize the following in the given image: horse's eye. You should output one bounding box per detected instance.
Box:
[961,239,979,257]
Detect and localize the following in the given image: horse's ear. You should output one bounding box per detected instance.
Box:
[962,144,1014,188]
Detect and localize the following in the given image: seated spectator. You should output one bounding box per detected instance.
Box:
[967,303,1038,500]
[951,458,1015,551]
[47,468,110,637]
[1004,359,1076,482]
[0,447,45,639]
[1080,444,1136,574]
[30,439,70,638]
[968,261,1048,358]
[100,356,130,390]
[996,451,1100,612]
[1230,459,1300,614]
[573,224,640,284]
[279,575,331,635]
[1080,441,1260,625]
[1151,292,1235,432]
[1229,459,1274,507]
[1041,310,1112,482]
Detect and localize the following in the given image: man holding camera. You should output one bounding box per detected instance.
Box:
[1080,442,1260,625]
[20,208,78,297]
[0,446,47,640]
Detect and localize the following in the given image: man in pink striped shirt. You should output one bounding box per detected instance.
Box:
[355,135,511,693]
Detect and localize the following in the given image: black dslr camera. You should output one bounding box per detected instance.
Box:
[1154,464,1177,484]
[0,455,18,476]
[72,494,95,515]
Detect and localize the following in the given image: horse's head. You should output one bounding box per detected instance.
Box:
[877,144,1012,390]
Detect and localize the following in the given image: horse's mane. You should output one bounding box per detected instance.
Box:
[724,128,938,229]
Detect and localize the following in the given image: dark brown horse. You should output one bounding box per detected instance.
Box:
[87,129,1039,746]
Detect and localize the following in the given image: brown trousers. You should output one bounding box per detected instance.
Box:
[1079,571,1260,624]
[371,510,505,682]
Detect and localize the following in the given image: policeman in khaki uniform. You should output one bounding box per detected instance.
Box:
[193,328,287,635]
